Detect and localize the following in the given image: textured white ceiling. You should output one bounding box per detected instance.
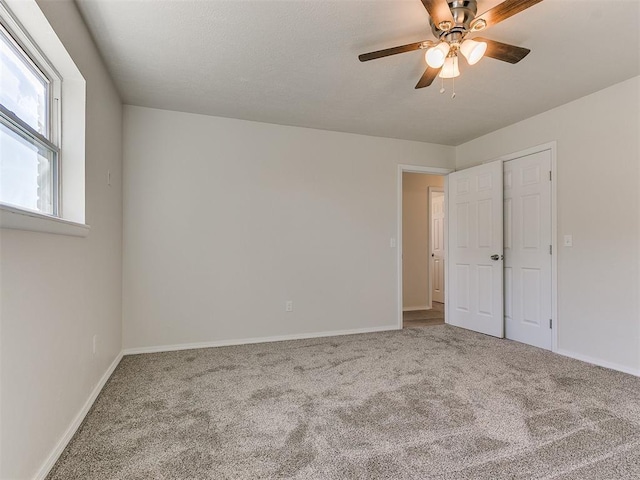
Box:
[76,0,640,146]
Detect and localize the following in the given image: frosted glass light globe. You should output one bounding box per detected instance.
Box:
[425,42,450,68]
[439,56,460,78]
[460,39,487,65]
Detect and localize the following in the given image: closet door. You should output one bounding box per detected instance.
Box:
[504,150,553,350]
[448,160,504,338]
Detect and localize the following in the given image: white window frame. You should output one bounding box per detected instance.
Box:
[0,8,62,217]
[0,0,88,237]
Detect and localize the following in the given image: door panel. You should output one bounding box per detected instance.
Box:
[448,160,504,337]
[504,150,552,350]
[504,267,513,319]
[455,264,470,311]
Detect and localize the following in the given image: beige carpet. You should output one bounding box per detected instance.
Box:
[48,326,640,479]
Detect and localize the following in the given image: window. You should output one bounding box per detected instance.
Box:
[0,20,60,216]
[0,0,86,235]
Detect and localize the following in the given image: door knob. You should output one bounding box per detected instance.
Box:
[491,254,500,261]
[431,253,435,257]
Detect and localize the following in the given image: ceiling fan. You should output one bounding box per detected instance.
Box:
[359,0,543,91]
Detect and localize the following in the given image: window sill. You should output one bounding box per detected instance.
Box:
[0,204,90,237]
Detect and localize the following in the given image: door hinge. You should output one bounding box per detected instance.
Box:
[549,319,553,329]
[549,245,552,255]
[549,171,552,181]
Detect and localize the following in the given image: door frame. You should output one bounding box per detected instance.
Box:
[485,142,558,352]
[428,186,445,309]
[398,145,557,351]
[397,165,453,329]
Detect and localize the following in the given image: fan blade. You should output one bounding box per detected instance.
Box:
[473,0,543,29]
[421,0,454,27]
[359,41,429,62]
[476,38,531,64]
[415,66,441,89]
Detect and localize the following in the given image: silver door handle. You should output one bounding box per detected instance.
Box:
[491,254,502,261]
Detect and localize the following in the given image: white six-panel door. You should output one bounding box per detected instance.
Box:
[504,151,552,350]
[448,161,504,338]
[430,190,445,304]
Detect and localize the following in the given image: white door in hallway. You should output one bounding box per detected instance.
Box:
[430,189,445,304]
[448,161,504,338]
[504,150,552,350]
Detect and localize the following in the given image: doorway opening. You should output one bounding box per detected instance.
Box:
[399,168,450,329]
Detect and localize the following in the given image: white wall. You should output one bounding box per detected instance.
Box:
[456,76,640,374]
[123,106,455,350]
[402,173,444,310]
[0,1,123,478]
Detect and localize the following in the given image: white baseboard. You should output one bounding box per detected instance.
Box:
[34,351,123,480]
[555,348,640,377]
[402,306,430,312]
[123,325,399,355]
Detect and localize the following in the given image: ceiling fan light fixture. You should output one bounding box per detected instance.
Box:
[357,0,541,92]
[425,42,450,68]
[439,56,460,79]
[460,39,487,65]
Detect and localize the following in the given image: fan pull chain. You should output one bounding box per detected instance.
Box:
[451,57,457,99]
[440,76,445,94]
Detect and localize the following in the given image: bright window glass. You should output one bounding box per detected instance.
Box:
[0,25,48,135]
[0,122,54,214]
[0,22,57,215]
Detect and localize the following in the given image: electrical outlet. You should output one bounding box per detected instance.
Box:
[285,301,293,312]
[390,238,397,248]
[92,334,97,355]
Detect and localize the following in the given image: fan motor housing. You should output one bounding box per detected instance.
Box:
[430,0,478,39]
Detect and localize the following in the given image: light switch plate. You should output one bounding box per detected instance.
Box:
[564,235,573,247]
